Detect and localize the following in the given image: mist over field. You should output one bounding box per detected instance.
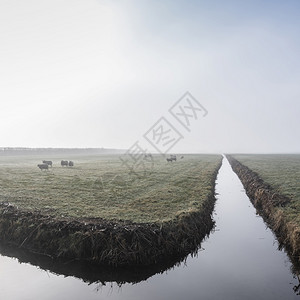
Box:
[0,0,299,153]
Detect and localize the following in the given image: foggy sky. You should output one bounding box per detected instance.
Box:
[0,0,299,153]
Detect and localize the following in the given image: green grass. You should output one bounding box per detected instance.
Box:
[232,154,300,225]
[0,154,222,223]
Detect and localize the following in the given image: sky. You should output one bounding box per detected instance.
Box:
[0,0,299,153]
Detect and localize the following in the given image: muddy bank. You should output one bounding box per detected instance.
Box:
[0,161,221,268]
[226,155,300,265]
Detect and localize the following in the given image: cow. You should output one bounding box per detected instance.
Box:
[68,161,74,167]
[167,155,177,162]
[61,160,68,167]
[42,160,52,167]
[37,163,49,170]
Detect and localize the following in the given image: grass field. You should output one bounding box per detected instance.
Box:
[231,154,300,225]
[0,154,222,224]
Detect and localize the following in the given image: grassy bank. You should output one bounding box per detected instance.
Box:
[227,154,300,265]
[231,154,300,226]
[0,153,222,266]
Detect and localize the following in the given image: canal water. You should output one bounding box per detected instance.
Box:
[0,157,299,299]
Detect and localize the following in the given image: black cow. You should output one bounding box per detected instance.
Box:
[61,160,68,167]
[68,161,74,167]
[170,155,177,161]
[42,160,52,167]
[167,155,177,162]
[37,163,49,170]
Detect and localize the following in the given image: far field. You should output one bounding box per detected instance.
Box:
[0,154,222,223]
[231,154,300,225]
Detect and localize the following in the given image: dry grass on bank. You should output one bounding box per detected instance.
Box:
[232,154,300,226]
[0,154,222,224]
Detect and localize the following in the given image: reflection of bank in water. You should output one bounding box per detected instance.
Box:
[0,242,204,286]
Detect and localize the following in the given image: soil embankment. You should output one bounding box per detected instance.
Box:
[226,155,300,265]
[0,160,222,268]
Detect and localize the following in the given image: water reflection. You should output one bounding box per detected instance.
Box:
[0,243,202,286]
